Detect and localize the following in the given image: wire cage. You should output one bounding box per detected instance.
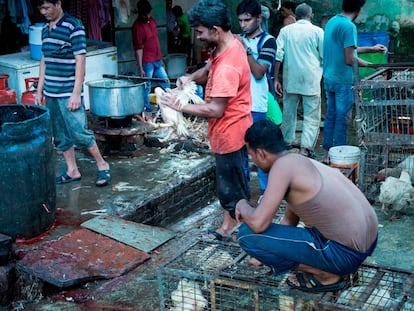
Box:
[355,67,414,145]
[358,143,414,199]
[158,239,318,311]
[319,263,414,311]
[157,239,414,311]
[355,66,414,196]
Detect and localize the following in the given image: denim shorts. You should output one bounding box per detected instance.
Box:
[238,223,377,275]
[46,97,96,152]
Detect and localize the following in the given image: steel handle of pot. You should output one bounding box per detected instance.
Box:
[102,74,169,83]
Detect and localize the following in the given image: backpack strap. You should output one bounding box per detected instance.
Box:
[256,31,277,98]
[256,31,275,75]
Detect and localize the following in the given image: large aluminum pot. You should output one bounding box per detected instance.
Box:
[86,79,145,117]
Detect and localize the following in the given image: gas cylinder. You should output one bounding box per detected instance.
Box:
[0,74,17,104]
[21,77,45,106]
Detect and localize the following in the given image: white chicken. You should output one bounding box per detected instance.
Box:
[154,80,204,139]
[375,155,414,182]
[378,170,414,219]
[170,278,208,311]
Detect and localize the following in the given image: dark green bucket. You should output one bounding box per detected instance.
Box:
[0,104,56,240]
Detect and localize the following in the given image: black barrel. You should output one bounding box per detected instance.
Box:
[0,104,56,239]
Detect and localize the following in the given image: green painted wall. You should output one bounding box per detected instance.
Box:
[222,0,414,62]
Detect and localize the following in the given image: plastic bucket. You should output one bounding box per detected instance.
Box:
[165,53,187,79]
[329,145,360,183]
[29,23,45,60]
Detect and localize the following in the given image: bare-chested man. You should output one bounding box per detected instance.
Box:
[236,119,378,293]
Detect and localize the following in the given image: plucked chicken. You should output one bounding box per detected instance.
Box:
[154,79,204,138]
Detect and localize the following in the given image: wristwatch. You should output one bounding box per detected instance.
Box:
[246,47,253,56]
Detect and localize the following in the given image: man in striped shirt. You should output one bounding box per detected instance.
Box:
[35,0,111,187]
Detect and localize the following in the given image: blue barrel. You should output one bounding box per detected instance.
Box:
[0,105,56,239]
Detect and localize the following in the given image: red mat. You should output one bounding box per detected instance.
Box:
[16,229,150,287]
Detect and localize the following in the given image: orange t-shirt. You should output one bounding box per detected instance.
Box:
[205,39,252,154]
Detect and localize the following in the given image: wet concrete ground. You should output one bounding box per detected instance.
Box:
[6,121,414,310]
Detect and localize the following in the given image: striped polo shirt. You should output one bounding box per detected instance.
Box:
[41,13,86,97]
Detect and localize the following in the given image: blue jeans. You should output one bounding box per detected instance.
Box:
[322,79,354,151]
[142,60,171,111]
[238,223,377,275]
[246,112,268,194]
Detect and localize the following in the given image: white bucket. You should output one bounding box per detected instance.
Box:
[165,53,187,79]
[29,23,45,61]
[329,145,360,183]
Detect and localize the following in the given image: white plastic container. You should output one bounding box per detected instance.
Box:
[329,145,360,165]
[329,145,361,182]
[29,23,45,61]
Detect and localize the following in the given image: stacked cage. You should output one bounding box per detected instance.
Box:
[157,239,414,310]
[355,67,414,199]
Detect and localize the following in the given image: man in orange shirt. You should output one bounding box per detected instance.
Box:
[162,0,252,240]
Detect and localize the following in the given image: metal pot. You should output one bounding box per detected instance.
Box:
[86,79,145,117]
[165,53,187,79]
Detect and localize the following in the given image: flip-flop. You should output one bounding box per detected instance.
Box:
[96,169,111,187]
[56,172,81,184]
[204,229,223,241]
[286,272,346,293]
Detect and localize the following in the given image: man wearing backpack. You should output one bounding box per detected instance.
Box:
[237,0,278,195]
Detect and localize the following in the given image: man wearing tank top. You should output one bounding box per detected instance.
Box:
[236,120,378,293]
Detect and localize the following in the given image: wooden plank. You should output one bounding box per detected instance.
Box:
[81,215,176,252]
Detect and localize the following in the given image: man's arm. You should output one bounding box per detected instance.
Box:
[235,160,292,232]
[35,56,45,105]
[250,36,276,80]
[345,44,387,67]
[273,60,283,96]
[162,93,228,119]
[357,44,387,54]
[186,61,210,85]
[68,53,85,111]
[247,54,269,80]
[135,49,145,77]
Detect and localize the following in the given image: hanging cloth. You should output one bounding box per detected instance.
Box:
[87,0,112,40]
[8,0,31,34]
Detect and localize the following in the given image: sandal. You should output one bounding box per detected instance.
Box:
[286,272,346,293]
[96,169,111,187]
[56,172,81,184]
